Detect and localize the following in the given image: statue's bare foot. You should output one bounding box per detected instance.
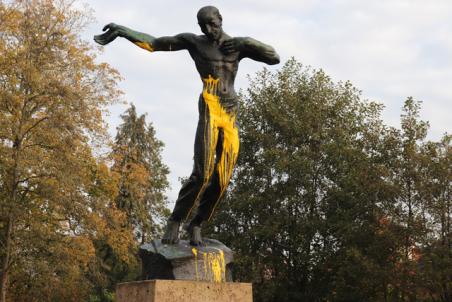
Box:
[162,219,180,244]
[185,224,203,246]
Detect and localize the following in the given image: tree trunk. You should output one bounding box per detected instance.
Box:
[1,133,21,302]
[0,215,13,302]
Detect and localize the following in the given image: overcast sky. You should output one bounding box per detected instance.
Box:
[82,0,452,205]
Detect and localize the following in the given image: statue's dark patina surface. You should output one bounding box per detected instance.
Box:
[94,6,280,246]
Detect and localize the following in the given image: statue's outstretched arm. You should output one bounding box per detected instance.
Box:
[221,37,280,65]
[94,23,194,52]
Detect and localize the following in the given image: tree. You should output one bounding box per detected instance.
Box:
[417,134,451,301]
[208,59,398,301]
[111,104,170,243]
[382,98,430,301]
[88,104,170,301]
[206,59,451,301]
[0,1,133,301]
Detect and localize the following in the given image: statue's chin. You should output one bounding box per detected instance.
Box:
[206,33,220,42]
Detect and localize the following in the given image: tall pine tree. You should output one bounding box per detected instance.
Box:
[111,104,170,243]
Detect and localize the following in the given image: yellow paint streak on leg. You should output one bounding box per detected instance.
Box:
[184,76,222,219]
[185,75,240,221]
[134,41,154,52]
[202,75,240,221]
[192,248,199,280]
[202,75,221,183]
[185,118,218,219]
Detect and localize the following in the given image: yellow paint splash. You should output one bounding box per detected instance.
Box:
[202,250,226,283]
[192,248,199,280]
[134,41,154,52]
[210,250,226,283]
[184,75,239,220]
[203,252,208,277]
[193,247,227,283]
[202,75,240,220]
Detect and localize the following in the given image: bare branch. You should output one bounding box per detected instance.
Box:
[20,116,48,140]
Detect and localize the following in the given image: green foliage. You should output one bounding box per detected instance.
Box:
[0,1,133,301]
[111,104,170,242]
[88,104,171,302]
[207,59,451,301]
[1,0,449,299]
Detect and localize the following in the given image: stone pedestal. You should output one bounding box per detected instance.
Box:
[139,239,233,282]
[116,280,252,302]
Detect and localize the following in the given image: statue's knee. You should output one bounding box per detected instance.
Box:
[188,173,206,187]
[190,170,211,185]
[188,173,199,183]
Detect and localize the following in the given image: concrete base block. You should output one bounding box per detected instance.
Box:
[116,280,252,302]
[139,239,234,282]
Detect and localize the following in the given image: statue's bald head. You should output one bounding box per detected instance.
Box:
[197,6,223,41]
[197,6,222,24]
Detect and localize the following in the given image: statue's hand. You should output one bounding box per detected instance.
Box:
[220,38,245,55]
[94,23,122,45]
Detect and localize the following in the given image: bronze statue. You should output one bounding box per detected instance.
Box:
[94,6,280,246]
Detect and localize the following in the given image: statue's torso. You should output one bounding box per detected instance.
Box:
[188,35,240,102]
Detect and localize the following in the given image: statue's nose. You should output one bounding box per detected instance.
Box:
[206,24,214,34]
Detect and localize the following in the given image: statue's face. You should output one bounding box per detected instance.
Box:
[198,13,222,42]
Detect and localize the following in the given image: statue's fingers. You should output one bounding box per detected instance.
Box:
[222,41,233,47]
[94,35,103,42]
[94,37,106,44]
[94,37,104,45]
[106,31,117,41]
[102,23,113,31]
[99,33,112,42]
[221,47,234,55]
[220,43,233,52]
[223,45,235,52]
[94,38,106,45]
[100,32,114,41]
[104,22,117,31]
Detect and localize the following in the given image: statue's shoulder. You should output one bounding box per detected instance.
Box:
[186,34,209,43]
[180,34,211,48]
[176,32,199,42]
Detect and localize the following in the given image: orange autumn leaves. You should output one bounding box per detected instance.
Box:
[0,1,167,301]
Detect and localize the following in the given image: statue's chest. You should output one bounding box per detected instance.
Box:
[192,43,239,63]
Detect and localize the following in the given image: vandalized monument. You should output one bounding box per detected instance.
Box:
[95,5,279,246]
[95,6,279,299]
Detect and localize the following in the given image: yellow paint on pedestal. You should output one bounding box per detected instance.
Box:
[208,250,226,283]
[192,248,199,280]
[203,252,208,277]
[192,247,227,283]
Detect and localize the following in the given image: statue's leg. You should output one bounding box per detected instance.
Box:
[162,96,219,244]
[187,121,239,245]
